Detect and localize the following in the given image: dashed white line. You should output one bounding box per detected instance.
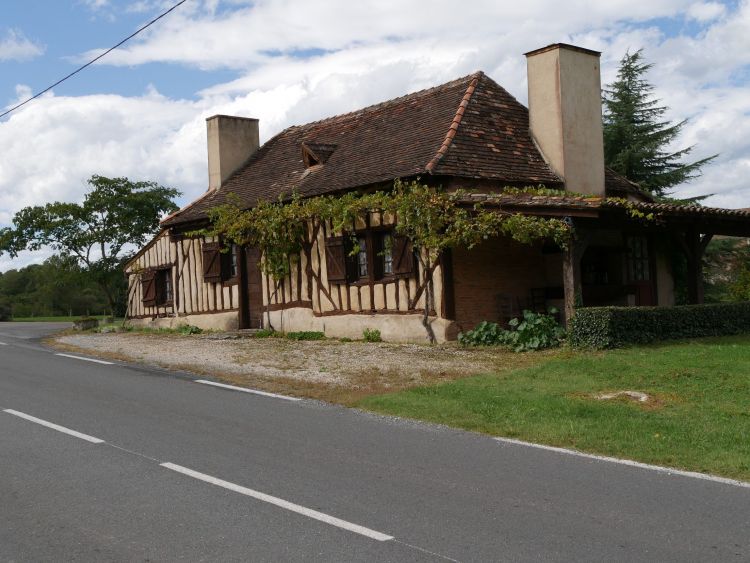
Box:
[495,436,750,489]
[195,380,301,402]
[0,342,7,345]
[55,353,114,365]
[160,462,393,541]
[3,409,105,444]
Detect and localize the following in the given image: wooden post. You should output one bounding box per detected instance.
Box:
[681,228,712,305]
[562,227,588,327]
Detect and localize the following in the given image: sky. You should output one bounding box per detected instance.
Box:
[0,0,748,271]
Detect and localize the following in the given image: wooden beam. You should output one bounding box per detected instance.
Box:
[562,226,589,326]
[683,228,713,305]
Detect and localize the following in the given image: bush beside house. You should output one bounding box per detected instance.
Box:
[570,302,750,348]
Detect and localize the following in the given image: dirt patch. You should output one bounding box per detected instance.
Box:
[570,389,669,410]
[53,333,555,404]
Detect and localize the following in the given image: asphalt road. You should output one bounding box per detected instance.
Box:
[1,322,749,562]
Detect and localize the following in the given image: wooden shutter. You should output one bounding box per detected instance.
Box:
[141,271,157,307]
[202,242,221,283]
[391,235,414,276]
[325,236,348,283]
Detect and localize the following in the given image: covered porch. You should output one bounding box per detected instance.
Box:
[446,195,750,333]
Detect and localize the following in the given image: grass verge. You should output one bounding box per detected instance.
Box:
[359,335,750,481]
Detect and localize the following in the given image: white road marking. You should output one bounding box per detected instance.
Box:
[3,409,105,444]
[161,462,393,541]
[195,380,301,402]
[495,436,750,489]
[55,353,113,365]
[0,342,7,345]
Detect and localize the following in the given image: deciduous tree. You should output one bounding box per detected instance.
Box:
[0,175,180,315]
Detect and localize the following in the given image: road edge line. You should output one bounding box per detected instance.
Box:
[494,436,750,489]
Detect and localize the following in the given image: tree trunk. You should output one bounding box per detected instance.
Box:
[421,253,437,344]
[98,280,117,320]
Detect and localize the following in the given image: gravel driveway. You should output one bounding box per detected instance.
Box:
[54,333,549,403]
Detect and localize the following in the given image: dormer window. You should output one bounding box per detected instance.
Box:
[301,141,337,169]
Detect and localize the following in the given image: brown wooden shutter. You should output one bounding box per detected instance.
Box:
[141,271,157,307]
[324,236,348,283]
[391,235,414,276]
[202,242,221,283]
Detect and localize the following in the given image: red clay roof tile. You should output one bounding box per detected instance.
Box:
[163,72,643,227]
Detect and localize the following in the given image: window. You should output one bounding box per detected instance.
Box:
[356,236,368,279]
[203,241,239,284]
[626,235,650,282]
[381,232,393,275]
[221,243,239,282]
[141,268,172,307]
[324,229,413,284]
[156,268,173,305]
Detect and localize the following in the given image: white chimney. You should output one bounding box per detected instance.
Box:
[525,44,605,196]
[206,115,259,191]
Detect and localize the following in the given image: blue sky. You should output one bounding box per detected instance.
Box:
[0,0,748,270]
[1,2,236,100]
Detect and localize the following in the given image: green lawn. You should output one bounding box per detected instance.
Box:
[359,336,750,480]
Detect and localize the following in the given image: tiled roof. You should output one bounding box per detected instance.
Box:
[163,72,644,227]
[464,192,750,223]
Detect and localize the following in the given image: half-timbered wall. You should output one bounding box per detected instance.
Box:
[262,212,453,342]
[125,233,240,330]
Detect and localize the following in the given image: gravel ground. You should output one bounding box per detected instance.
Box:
[54,333,550,402]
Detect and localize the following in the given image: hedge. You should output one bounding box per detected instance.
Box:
[569,302,750,349]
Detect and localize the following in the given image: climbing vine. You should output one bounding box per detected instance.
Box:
[203,180,572,341]
[204,181,571,282]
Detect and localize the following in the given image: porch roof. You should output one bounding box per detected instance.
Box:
[465,192,750,237]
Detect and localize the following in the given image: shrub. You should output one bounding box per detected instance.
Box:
[177,324,202,335]
[74,317,99,331]
[458,321,506,347]
[363,328,382,342]
[458,309,565,352]
[569,302,750,349]
[250,328,277,338]
[286,331,325,341]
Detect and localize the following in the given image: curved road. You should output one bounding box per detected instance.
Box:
[0,322,748,561]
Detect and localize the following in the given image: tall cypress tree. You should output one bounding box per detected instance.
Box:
[602,49,716,197]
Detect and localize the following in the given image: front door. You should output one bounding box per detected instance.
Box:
[239,246,264,329]
[625,235,656,306]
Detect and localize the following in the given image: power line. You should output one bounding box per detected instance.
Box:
[0,0,190,120]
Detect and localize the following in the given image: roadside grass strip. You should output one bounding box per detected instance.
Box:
[195,380,301,402]
[161,462,393,541]
[55,353,114,365]
[495,436,750,489]
[3,409,104,444]
[360,335,750,482]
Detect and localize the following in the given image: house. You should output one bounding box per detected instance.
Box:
[124,43,750,342]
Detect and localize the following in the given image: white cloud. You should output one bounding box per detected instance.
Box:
[77,0,694,70]
[0,29,44,62]
[2,0,750,271]
[81,0,110,10]
[687,1,727,21]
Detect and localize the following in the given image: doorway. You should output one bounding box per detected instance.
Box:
[239,246,263,329]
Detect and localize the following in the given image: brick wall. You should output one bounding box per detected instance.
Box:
[450,236,563,334]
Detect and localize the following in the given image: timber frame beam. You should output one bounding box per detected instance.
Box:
[562,219,591,326]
